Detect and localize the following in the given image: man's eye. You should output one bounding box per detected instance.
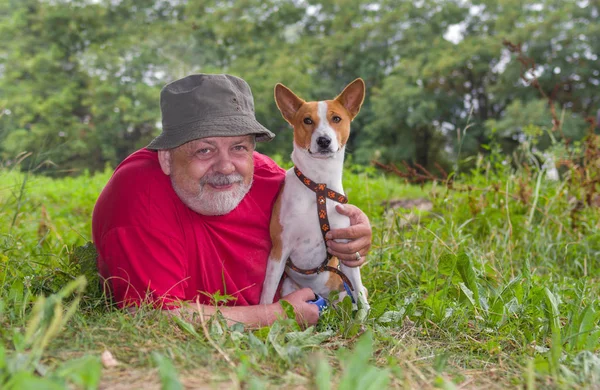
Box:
[233,145,248,151]
[196,148,212,155]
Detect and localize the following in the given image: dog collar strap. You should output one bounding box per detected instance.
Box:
[294,166,349,204]
[293,166,348,244]
[286,259,355,291]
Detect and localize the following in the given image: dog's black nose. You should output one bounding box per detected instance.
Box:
[317,136,331,149]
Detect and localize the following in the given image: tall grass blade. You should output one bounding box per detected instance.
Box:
[152,352,183,390]
[544,288,562,377]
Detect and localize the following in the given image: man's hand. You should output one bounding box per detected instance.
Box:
[280,288,320,326]
[325,204,371,267]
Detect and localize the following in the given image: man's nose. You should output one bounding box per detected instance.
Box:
[214,152,236,174]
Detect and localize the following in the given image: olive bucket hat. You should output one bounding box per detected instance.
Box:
[147,74,275,150]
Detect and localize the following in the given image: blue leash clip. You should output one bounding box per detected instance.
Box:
[307,294,328,314]
[343,282,355,304]
[308,285,355,315]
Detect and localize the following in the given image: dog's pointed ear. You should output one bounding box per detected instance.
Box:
[335,78,365,120]
[275,83,305,124]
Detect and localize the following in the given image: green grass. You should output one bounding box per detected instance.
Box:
[2,144,600,389]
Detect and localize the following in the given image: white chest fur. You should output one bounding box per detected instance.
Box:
[279,168,350,270]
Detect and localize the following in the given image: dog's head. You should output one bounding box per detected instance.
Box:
[274,79,365,159]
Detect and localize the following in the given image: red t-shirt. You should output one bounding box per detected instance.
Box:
[92,148,285,309]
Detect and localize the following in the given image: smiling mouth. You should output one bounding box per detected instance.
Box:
[208,183,235,190]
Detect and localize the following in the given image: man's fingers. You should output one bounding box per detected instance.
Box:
[328,247,368,264]
[283,287,315,302]
[327,236,369,254]
[281,288,320,326]
[336,204,369,224]
[326,224,368,240]
[327,205,370,241]
[340,258,366,267]
[335,203,362,216]
[327,236,370,264]
[298,287,316,301]
[335,203,357,216]
[286,288,320,326]
[324,203,372,268]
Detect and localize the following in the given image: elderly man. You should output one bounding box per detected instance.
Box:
[92,74,371,327]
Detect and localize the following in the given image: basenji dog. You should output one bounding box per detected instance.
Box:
[259,79,370,312]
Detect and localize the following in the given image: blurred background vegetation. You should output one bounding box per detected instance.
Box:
[3,2,600,387]
[0,0,599,174]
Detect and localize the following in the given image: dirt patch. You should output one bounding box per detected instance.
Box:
[383,198,433,229]
[383,198,433,211]
[99,367,233,390]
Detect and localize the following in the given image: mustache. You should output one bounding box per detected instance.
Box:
[200,172,244,186]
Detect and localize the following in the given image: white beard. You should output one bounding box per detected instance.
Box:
[172,172,253,216]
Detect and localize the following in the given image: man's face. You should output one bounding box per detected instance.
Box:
[158,135,255,215]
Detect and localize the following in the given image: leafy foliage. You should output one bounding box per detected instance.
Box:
[1,0,598,172]
[1,1,600,387]
[3,128,600,386]
[0,277,102,389]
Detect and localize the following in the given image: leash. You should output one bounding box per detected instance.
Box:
[285,167,355,291]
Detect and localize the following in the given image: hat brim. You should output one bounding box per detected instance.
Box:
[147,114,275,150]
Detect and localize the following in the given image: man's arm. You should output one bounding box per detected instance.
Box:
[168,288,320,328]
[326,204,372,267]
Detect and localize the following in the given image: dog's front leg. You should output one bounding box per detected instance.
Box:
[339,263,370,312]
[260,249,290,304]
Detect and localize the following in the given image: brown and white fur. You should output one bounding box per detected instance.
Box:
[259,79,369,311]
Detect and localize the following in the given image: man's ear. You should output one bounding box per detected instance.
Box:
[335,78,366,120]
[157,150,172,175]
[274,83,305,124]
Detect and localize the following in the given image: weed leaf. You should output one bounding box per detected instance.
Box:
[438,254,457,276]
[151,352,183,390]
[313,356,332,390]
[55,355,102,390]
[456,254,480,304]
[247,333,268,357]
[4,371,64,390]
[338,331,390,389]
[378,309,405,324]
[286,327,332,346]
[544,288,562,376]
[458,282,476,308]
[171,315,201,339]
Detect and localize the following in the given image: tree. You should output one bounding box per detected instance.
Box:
[0,0,180,172]
[362,0,599,168]
[0,0,100,172]
[1,0,598,173]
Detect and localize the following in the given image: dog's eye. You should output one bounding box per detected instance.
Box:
[332,116,341,123]
[303,118,313,125]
